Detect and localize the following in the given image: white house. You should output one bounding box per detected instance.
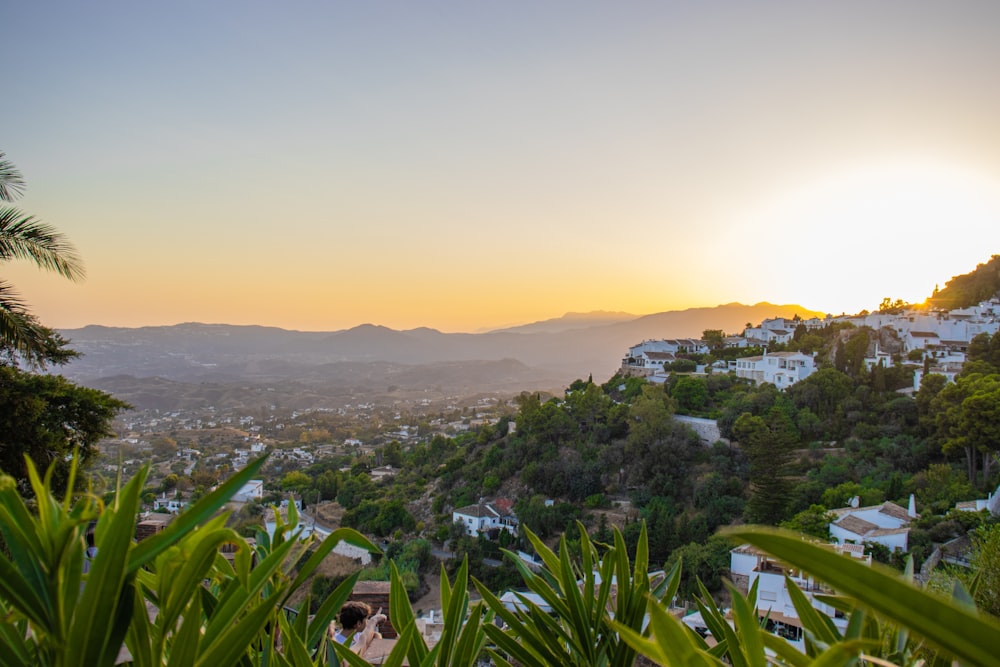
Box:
[729,544,866,646]
[452,502,518,537]
[863,343,895,371]
[904,331,940,352]
[733,351,816,388]
[621,339,709,376]
[153,494,188,514]
[729,543,869,647]
[828,497,917,552]
[724,335,751,349]
[913,363,963,391]
[370,465,398,480]
[744,326,794,346]
[233,479,265,503]
[955,482,1000,515]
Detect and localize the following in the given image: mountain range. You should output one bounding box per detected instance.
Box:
[57,302,823,409]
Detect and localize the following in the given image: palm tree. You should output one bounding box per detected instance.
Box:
[0,151,84,365]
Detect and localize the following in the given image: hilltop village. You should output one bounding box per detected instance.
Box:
[621,297,1000,390]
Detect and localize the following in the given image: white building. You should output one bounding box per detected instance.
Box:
[452,503,518,537]
[955,482,1000,515]
[621,339,708,376]
[729,543,869,647]
[152,494,188,514]
[913,364,963,391]
[743,326,794,346]
[733,351,816,388]
[233,479,265,503]
[828,497,917,552]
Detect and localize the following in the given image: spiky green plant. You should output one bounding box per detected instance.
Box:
[472,521,675,667]
[616,526,1000,667]
[330,556,491,667]
[0,454,379,667]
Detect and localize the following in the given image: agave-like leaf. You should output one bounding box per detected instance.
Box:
[783,575,840,655]
[129,455,268,572]
[724,526,1000,667]
[613,599,722,667]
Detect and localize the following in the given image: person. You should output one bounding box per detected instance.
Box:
[330,601,387,660]
[81,522,98,574]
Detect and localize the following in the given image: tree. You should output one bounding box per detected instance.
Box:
[672,376,708,413]
[280,470,312,493]
[967,332,993,367]
[564,381,612,442]
[731,410,797,524]
[933,372,1000,485]
[781,504,834,540]
[625,385,701,500]
[702,328,725,350]
[0,365,128,492]
[788,367,854,438]
[0,151,85,365]
[878,297,906,314]
[969,523,1000,617]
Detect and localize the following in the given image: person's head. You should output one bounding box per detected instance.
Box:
[337,601,371,632]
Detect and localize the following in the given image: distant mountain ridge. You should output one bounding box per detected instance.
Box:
[58,302,823,391]
[487,311,639,334]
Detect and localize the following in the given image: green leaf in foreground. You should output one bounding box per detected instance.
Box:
[723,526,1000,667]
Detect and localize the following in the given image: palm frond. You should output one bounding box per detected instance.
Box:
[0,285,78,368]
[0,284,45,350]
[0,207,85,280]
[0,152,26,202]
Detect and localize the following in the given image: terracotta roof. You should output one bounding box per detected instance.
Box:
[878,501,914,522]
[833,515,879,536]
[453,503,499,518]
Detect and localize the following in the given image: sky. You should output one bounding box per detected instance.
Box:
[5,1,1000,333]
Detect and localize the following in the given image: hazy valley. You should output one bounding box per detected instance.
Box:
[59,301,822,410]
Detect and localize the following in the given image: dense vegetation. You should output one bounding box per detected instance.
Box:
[930,254,1000,309]
[268,318,1000,612]
[3,457,999,666]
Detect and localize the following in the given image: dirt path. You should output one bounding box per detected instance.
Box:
[411,571,441,617]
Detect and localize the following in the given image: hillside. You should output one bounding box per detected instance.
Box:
[928,254,1000,309]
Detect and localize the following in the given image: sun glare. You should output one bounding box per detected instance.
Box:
[727,162,1000,315]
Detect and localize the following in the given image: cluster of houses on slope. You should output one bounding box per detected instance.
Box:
[621,334,820,389]
[718,486,1000,649]
[621,298,1000,390]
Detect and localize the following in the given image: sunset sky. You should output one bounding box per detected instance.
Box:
[6,1,1000,333]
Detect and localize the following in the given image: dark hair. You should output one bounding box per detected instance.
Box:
[337,601,371,631]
